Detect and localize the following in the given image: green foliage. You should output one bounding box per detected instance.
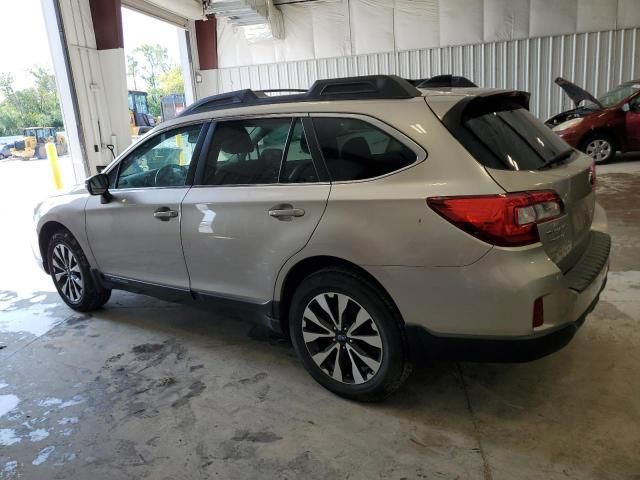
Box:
[0,69,63,136]
[127,44,184,118]
[159,66,185,95]
[127,55,140,90]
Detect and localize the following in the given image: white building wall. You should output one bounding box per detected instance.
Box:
[219,0,640,68]
[214,0,640,120]
[218,27,640,120]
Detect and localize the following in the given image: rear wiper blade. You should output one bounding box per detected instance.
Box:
[538,149,574,170]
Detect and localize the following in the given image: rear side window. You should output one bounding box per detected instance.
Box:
[200,118,291,185]
[457,106,571,170]
[312,117,416,181]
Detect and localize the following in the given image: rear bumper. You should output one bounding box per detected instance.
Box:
[406,270,607,363]
[366,222,610,361]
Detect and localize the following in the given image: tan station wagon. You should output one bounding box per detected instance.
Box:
[33,75,610,401]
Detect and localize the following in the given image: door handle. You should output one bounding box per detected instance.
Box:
[154,207,178,221]
[268,205,305,221]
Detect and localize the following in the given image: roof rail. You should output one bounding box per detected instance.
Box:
[179,75,421,116]
[417,75,478,89]
[255,89,308,96]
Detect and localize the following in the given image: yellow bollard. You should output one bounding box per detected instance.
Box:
[46,142,63,190]
[176,134,186,166]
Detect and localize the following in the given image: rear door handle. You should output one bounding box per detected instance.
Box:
[154,207,178,221]
[268,205,305,221]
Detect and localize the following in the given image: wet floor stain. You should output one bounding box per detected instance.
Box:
[32,446,55,465]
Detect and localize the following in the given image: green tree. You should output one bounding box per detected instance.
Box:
[159,66,184,95]
[127,54,140,90]
[0,69,63,136]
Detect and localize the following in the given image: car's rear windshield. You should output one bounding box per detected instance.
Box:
[452,104,572,170]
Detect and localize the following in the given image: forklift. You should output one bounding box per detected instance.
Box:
[11,127,67,160]
[128,90,157,136]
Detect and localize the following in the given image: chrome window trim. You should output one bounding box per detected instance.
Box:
[188,181,331,189]
[308,112,428,184]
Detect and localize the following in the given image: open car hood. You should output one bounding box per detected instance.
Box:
[555,77,603,109]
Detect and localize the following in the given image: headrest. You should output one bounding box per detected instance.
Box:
[218,125,253,155]
[261,148,283,163]
[341,137,371,161]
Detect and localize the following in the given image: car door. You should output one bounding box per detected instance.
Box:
[86,122,207,288]
[180,116,330,305]
[626,94,640,150]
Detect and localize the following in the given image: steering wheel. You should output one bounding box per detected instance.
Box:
[154,163,186,187]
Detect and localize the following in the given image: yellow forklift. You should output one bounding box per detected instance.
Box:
[128,90,157,136]
[11,127,67,160]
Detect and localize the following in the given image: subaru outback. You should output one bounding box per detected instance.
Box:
[33,75,610,401]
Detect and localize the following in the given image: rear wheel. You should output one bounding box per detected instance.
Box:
[289,268,411,401]
[47,231,111,312]
[581,134,616,164]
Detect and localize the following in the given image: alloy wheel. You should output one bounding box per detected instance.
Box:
[585,139,612,163]
[302,292,383,384]
[51,244,84,303]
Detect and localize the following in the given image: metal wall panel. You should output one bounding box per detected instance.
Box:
[218,27,640,120]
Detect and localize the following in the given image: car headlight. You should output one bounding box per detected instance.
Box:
[552,117,584,132]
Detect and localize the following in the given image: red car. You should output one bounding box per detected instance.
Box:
[546,77,640,163]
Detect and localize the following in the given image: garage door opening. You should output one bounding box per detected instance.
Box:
[122,7,194,140]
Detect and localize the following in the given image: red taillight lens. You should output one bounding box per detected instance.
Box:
[427,190,563,247]
[533,297,544,327]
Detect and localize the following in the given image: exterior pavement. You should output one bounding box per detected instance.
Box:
[0,153,639,480]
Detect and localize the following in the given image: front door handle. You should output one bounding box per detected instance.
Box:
[268,204,305,221]
[154,207,178,221]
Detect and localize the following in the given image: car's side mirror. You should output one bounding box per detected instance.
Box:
[622,102,631,112]
[86,173,112,203]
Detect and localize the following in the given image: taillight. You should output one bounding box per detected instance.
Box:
[427,190,564,247]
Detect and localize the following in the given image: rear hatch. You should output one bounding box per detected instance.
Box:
[438,91,596,271]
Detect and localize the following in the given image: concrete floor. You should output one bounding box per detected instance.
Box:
[1,154,639,480]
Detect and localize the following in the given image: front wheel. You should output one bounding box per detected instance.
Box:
[47,231,111,312]
[289,268,411,401]
[581,134,617,164]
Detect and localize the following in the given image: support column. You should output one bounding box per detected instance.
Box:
[41,0,132,177]
[193,16,220,98]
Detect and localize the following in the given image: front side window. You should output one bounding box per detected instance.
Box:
[201,118,291,185]
[114,124,203,189]
[312,117,416,181]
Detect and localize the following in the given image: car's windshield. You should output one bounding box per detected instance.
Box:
[598,83,640,107]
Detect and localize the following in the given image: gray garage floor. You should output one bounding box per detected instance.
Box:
[1,155,639,480]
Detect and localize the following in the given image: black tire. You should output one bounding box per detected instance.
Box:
[47,230,111,312]
[289,267,411,402]
[580,133,617,164]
